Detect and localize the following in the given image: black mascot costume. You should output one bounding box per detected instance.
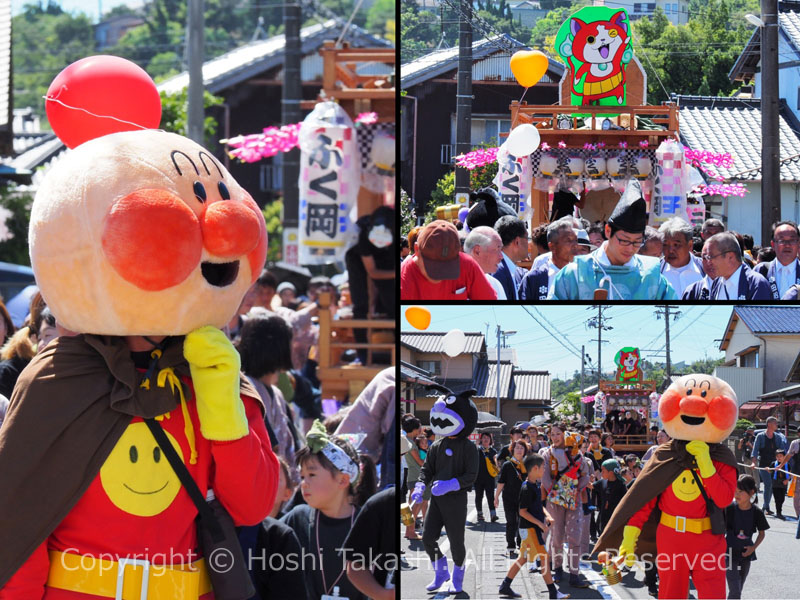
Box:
[411,384,481,594]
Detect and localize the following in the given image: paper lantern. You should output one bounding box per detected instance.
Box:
[566,155,585,177]
[585,155,606,178]
[540,153,559,176]
[607,154,624,177]
[632,154,652,179]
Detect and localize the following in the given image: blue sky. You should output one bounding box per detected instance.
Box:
[13,0,144,23]
[401,305,736,380]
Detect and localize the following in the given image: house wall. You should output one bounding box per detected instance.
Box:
[713,366,764,405]
[762,335,800,393]
[755,32,800,124]
[725,182,800,246]
[724,322,761,362]
[510,6,547,28]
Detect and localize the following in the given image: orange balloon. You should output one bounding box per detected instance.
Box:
[405,306,431,330]
[509,50,549,88]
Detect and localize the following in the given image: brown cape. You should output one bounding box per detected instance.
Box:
[0,334,261,587]
[592,438,737,560]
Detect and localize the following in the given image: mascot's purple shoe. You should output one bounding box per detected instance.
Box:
[446,564,466,594]
[427,556,450,591]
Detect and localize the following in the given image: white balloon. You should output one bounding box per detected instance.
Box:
[442,329,467,357]
[506,124,540,157]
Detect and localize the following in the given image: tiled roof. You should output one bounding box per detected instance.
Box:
[780,7,800,51]
[513,370,550,402]
[401,331,486,354]
[677,95,800,182]
[735,306,800,334]
[400,361,437,386]
[401,35,564,88]
[473,360,514,399]
[158,20,390,95]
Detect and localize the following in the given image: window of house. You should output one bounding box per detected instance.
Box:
[740,350,759,368]
[259,154,283,192]
[417,360,441,376]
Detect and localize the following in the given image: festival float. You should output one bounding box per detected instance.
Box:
[593,346,659,453]
[451,6,744,247]
[225,40,396,401]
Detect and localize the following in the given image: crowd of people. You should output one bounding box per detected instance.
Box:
[400,181,800,301]
[401,415,796,599]
[0,274,398,600]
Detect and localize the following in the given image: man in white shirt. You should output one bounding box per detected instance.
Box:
[754,221,800,299]
[658,217,704,297]
[707,232,771,300]
[464,226,507,300]
[519,217,577,299]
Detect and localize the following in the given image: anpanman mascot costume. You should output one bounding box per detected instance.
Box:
[594,374,739,599]
[0,57,278,599]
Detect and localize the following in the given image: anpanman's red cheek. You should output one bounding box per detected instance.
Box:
[659,389,681,423]
[242,194,268,283]
[708,395,738,430]
[102,189,203,291]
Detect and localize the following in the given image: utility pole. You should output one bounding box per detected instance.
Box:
[761,0,780,246]
[580,344,585,423]
[454,0,472,204]
[496,325,501,420]
[655,305,681,382]
[186,0,205,144]
[586,306,612,388]
[282,0,302,240]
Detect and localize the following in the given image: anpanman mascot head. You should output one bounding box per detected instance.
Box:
[29,129,268,335]
[658,374,738,443]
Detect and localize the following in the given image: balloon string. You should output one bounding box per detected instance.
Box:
[510,87,529,130]
[43,95,151,130]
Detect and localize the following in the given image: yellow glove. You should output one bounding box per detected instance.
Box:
[184,326,249,441]
[686,440,716,478]
[618,525,641,568]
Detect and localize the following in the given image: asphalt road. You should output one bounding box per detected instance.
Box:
[400,490,800,600]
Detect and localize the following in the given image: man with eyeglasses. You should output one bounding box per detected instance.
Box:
[551,180,677,299]
[706,232,771,300]
[754,221,800,299]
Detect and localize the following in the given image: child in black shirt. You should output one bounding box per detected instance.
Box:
[725,474,769,600]
[498,454,569,599]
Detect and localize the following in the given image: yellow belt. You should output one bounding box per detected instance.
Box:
[660,512,712,534]
[47,550,213,599]
[583,71,623,96]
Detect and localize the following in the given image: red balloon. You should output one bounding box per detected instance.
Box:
[46,55,162,149]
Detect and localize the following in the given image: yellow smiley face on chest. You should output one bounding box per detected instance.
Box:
[100,422,184,517]
[671,469,701,502]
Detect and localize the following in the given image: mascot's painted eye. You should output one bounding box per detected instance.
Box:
[686,389,693,396]
[587,35,596,44]
[218,181,231,200]
[193,181,207,203]
[609,29,618,37]
[445,395,457,405]
[701,390,707,398]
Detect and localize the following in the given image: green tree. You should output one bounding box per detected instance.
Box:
[400,0,440,63]
[13,5,95,118]
[159,89,224,149]
[366,0,395,39]
[0,191,34,266]
[262,199,283,261]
